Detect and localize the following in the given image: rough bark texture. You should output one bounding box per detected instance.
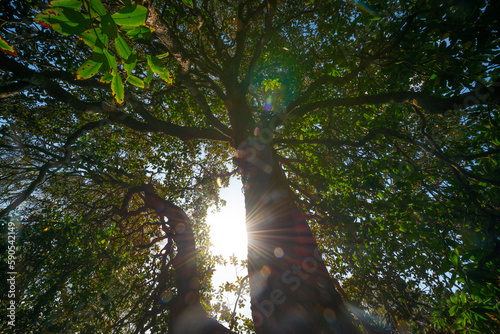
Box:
[239,138,359,334]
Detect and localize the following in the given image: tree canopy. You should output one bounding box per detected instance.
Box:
[1,0,499,333]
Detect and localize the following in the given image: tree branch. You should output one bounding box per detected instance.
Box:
[147,5,191,73]
[286,82,500,120]
[124,96,230,142]
[0,120,107,219]
[177,72,233,140]
[138,185,237,334]
[0,53,104,113]
[0,80,34,98]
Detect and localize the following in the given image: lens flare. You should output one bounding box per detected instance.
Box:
[175,223,185,234]
[323,307,337,324]
[264,95,273,111]
[260,265,271,278]
[346,0,377,16]
[160,289,173,304]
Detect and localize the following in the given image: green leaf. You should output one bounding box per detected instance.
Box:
[76,59,102,79]
[449,271,457,287]
[0,36,17,56]
[111,5,147,26]
[80,28,108,52]
[49,0,82,10]
[449,305,458,316]
[156,52,169,59]
[99,72,113,83]
[329,69,341,77]
[157,71,173,84]
[50,22,84,35]
[126,75,145,88]
[182,0,194,8]
[101,13,118,39]
[88,0,107,16]
[125,25,155,39]
[460,291,466,304]
[111,74,124,104]
[103,49,117,75]
[36,7,90,24]
[451,249,459,266]
[144,67,153,88]
[123,52,137,74]
[430,73,438,80]
[36,7,90,35]
[115,35,131,60]
[147,55,173,84]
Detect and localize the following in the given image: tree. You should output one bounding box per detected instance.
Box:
[1,0,499,333]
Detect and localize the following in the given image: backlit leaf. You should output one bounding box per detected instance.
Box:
[88,0,107,16]
[80,28,108,52]
[451,248,459,266]
[147,55,173,84]
[115,35,131,60]
[111,5,147,26]
[36,7,90,24]
[144,67,153,88]
[0,36,17,56]
[76,59,102,79]
[182,0,194,8]
[103,49,117,75]
[123,52,137,74]
[35,7,90,34]
[99,72,113,83]
[126,75,145,88]
[111,74,124,104]
[49,0,82,10]
[125,25,155,39]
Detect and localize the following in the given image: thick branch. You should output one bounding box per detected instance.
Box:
[146,6,232,141]
[0,80,34,98]
[0,53,229,143]
[0,163,51,219]
[288,82,500,119]
[140,186,236,334]
[0,53,104,113]
[123,97,229,142]
[147,5,191,73]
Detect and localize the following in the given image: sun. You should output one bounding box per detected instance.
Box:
[206,178,252,323]
[206,178,247,260]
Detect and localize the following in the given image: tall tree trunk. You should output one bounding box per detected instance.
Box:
[239,138,359,334]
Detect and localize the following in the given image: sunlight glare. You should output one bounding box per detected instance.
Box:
[207,178,247,260]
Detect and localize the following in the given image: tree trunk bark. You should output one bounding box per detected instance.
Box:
[240,138,359,334]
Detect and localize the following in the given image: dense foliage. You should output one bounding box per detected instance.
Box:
[1,0,499,333]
